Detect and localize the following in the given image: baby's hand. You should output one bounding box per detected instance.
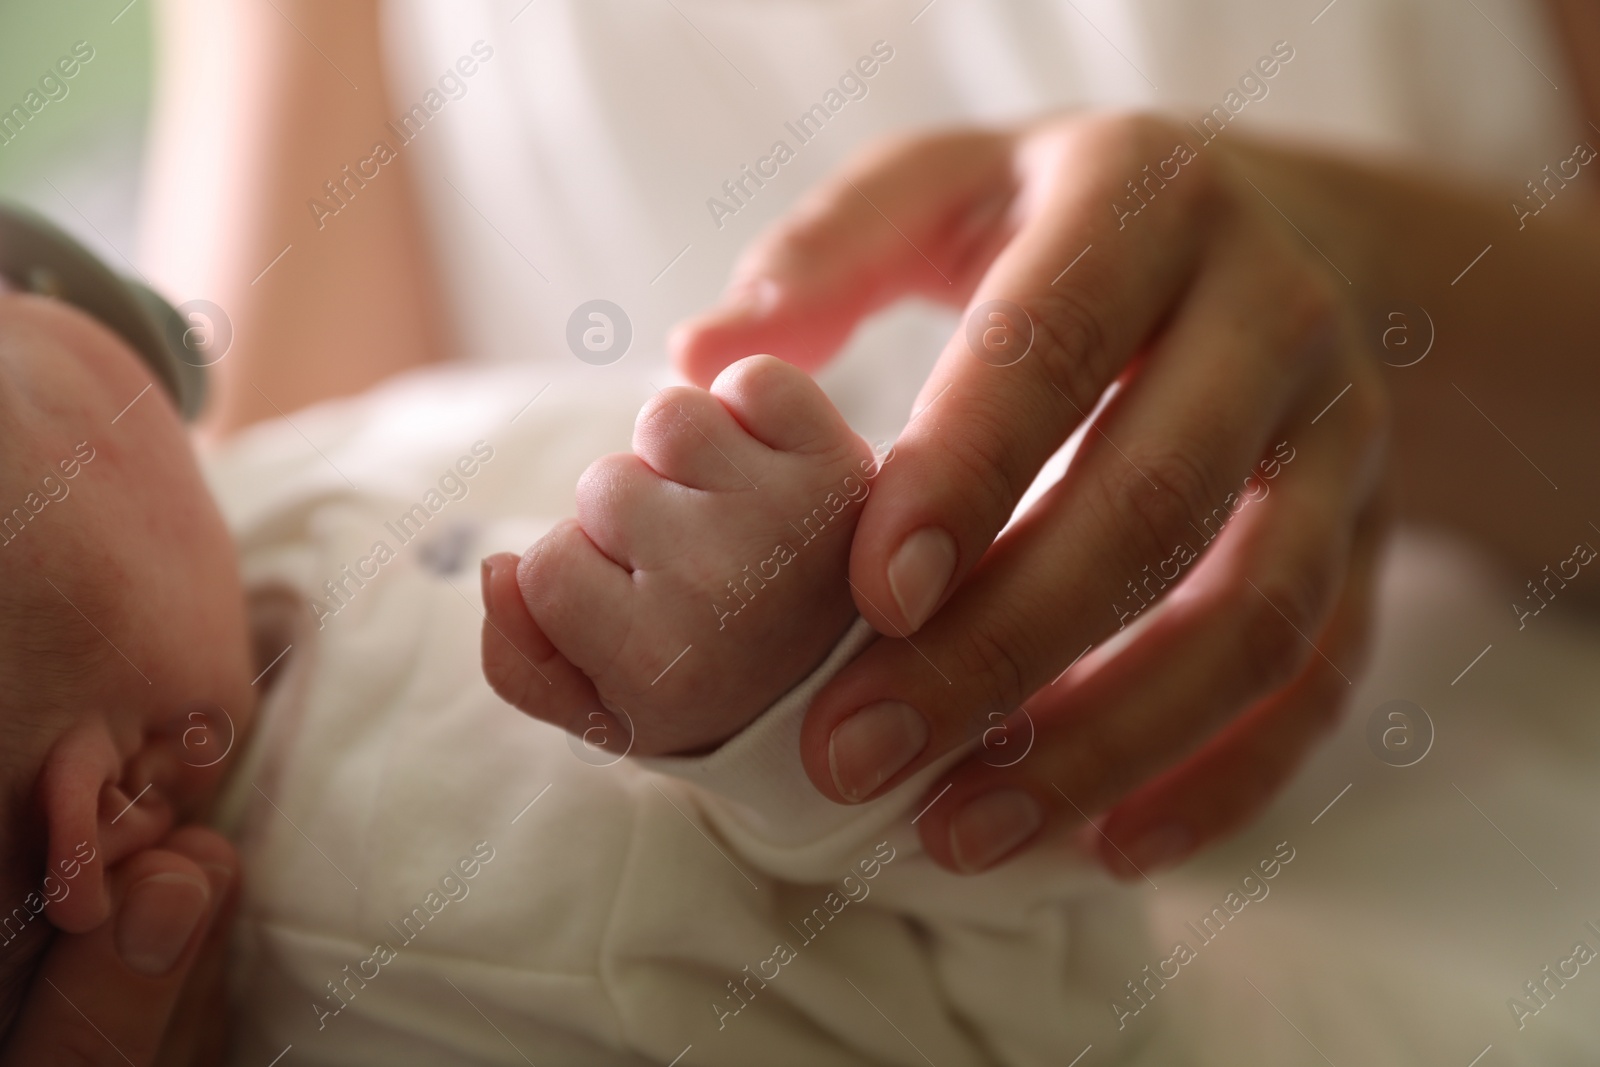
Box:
[482,356,883,757]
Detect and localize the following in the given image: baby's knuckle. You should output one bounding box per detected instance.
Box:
[632,408,678,461]
[634,390,680,433]
[577,452,648,509]
[634,389,701,451]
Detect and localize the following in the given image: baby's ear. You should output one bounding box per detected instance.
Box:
[36,718,173,933]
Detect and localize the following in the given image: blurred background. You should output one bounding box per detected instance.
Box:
[0,0,152,278]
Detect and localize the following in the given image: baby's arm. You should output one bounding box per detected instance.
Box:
[481,356,1140,1065]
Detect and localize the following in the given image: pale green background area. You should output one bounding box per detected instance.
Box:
[0,0,154,268]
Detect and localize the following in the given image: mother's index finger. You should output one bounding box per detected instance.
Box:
[847,116,1220,637]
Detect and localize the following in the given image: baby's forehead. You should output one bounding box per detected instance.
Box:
[0,300,190,590]
[1,206,207,421]
[0,336,161,715]
[0,295,170,444]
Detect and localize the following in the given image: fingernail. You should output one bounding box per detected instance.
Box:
[116,872,210,977]
[482,553,519,608]
[828,702,929,802]
[887,527,957,632]
[949,789,1044,873]
[1126,823,1193,873]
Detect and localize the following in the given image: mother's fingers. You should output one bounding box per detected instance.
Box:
[802,183,1361,805]
[153,833,241,1067]
[670,128,1017,386]
[1090,498,1386,879]
[841,116,1227,638]
[908,366,1386,874]
[1,827,236,1067]
[677,114,1242,649]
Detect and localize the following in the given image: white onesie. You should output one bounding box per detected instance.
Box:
[207,363,1600,1067]
[207,363,1154,1067]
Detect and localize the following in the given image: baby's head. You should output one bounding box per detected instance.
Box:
[0,294,255,1027]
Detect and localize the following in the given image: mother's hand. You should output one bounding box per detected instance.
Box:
[672,114,1389,877]
[1,827,238,1066]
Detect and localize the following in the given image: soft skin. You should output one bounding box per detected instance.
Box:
[672,116,1391,876]
[0,294,255,1055]
[670,108,1600,877]
[0,827,238,1067]
[482,355,877,757]
[147,0,1600,881]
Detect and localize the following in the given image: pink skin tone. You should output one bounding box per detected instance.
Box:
[668,118,1390,877]
[1,827,238,1066]
[146,0,1600,886]
[484,120,1389,880]
[0,295,253,1055]
[482,355,877,758]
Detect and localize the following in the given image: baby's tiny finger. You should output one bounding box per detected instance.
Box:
[482,551,590,725]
